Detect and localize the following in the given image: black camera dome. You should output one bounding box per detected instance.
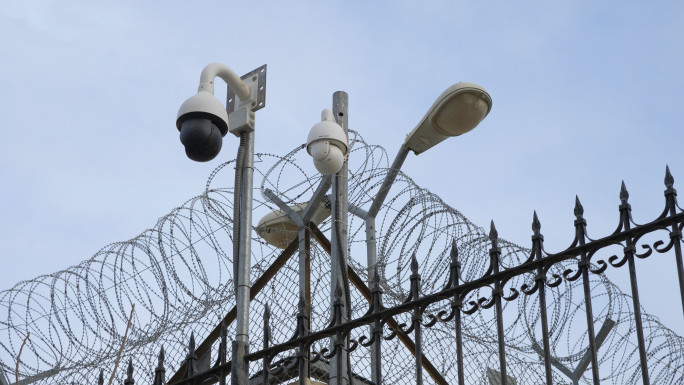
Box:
[179,118,224,162]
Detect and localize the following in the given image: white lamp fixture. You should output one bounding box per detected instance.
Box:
[404,82,492,154]
[307,109,349,175]
[256,201,332,249]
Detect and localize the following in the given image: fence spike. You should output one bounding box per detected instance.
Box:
[98,369,104,385]
[154,347,166,385]
[127,358,133,379]
[620,181,629,203]
[666,165,675,189]
[158,346,165,368]
[450,239,459,264]
[411,252,419,274]
[185,332,196,379]
[123,358,134,385]
[489,220,499,244]
[574,196,584,218]
[447,239,460,290]
[532,211,541,234]
[189,332,195,354]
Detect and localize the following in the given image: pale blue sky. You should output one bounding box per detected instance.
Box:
[1,1,683,333]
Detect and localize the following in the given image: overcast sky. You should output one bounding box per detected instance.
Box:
[1,1,683,334]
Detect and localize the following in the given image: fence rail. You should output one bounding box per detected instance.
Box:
[108,167,684,385]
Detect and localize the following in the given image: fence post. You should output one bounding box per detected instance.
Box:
[489,221,508,385]
[531,212,553,385]
[574,197,600,385]
[448,240,466,385]
[619,182,650,384]
[664,167,684,319]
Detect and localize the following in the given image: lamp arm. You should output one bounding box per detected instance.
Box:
[197,62,251,101]
[367,144,410,218]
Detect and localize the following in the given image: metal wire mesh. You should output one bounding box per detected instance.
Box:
[1,131,683,384]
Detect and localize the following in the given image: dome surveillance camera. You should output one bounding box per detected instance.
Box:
[307,109,348,175]
[176,90,229,162]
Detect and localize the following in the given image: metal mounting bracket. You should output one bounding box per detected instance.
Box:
[226,64,267,114]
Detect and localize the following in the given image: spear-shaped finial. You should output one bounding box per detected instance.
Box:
[574,196,584,218]
[184,331,197,379]
[532,211,541,234]
[447,239,461,289]
[123,358,134,385]
[157,346,165,368]
[410,252,419,274]
[450,239,459,264]
[666,165,675,189]
[189,332,195,353]
[98,369,104,385]
[620,181,629,204]
[154,346,166,385]
[488,220,498,244]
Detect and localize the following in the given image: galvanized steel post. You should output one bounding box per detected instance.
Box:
[330,91,350,385]
[233,130,255,385]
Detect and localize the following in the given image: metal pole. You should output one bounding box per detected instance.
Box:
[356,144,409,385]
[367,145,410,218]
[330,91,350,385]
[298,226,311,384]
[233,130,255,385]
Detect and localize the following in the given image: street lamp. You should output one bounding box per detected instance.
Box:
[257,82,492,385]
[404,82,492,155]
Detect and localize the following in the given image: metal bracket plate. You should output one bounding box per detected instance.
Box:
[226,64,267,114]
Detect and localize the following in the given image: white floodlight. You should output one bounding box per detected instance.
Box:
[404,82,492,154]
[307,109,349,175]
[256,201,331,249]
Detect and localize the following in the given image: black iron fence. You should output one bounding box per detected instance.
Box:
[108,167,684,385]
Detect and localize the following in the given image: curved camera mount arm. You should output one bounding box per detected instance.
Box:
[198,62,251,101]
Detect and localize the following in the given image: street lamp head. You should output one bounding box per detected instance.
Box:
[404,82,492,154]
[256,201,332,249]
[176,91,229,162]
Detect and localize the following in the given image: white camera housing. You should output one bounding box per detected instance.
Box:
[176,90,230,134]
[306,109,349,175]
